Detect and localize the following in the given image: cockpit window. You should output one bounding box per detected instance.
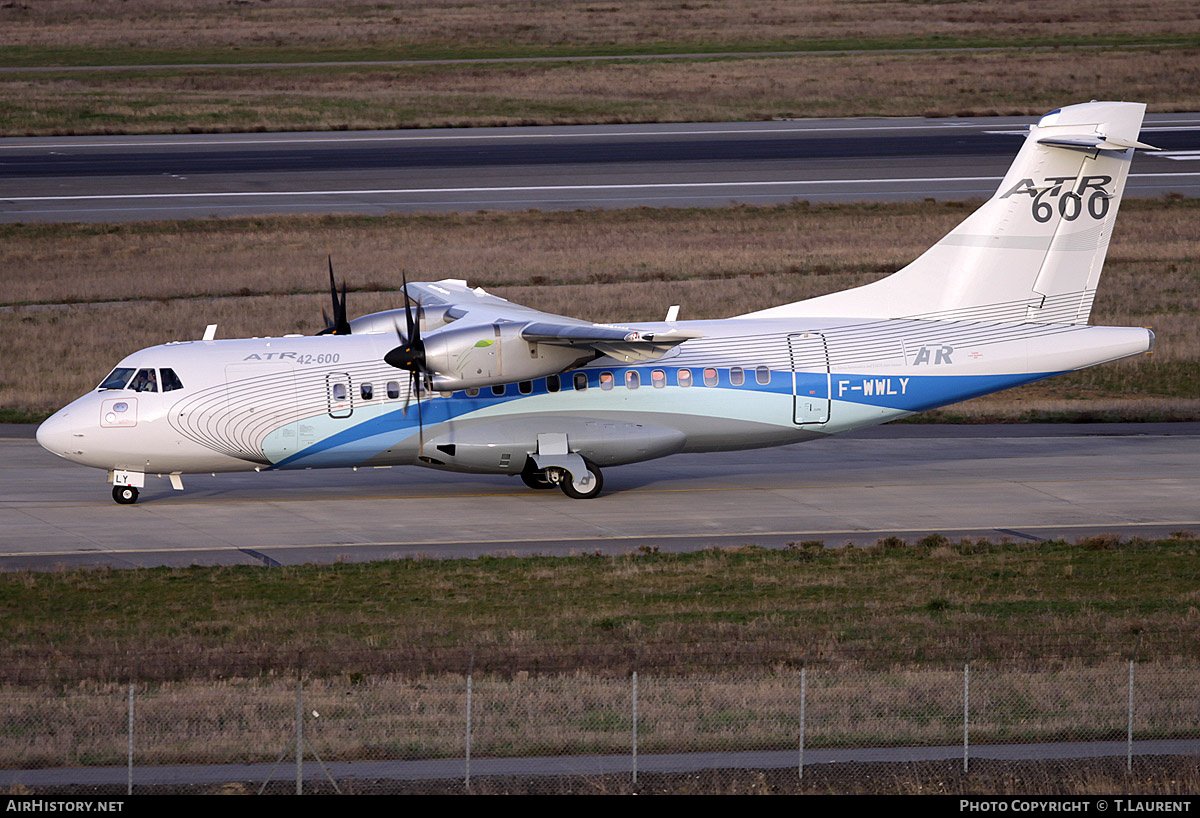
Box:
[98,367,135,390]
[160,368,184,392]
[129,368,158,393]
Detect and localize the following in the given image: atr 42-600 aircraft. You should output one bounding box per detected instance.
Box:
[38,101,1158,503]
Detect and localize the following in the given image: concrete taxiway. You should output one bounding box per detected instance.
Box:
[2,422,1197,570]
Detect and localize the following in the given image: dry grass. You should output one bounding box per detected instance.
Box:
[4,1,1198,55]
[2,199,1197,420]
[2,205,947,306]
[2,1,1200,135]
[2,539,1198,777]
[1,662,1196,768]
[3,539,1198,684]
[3,47,1200,135]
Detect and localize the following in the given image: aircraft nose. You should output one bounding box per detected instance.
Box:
[36,408,80,459]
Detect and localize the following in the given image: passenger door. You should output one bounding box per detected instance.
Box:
[789,332,830,425]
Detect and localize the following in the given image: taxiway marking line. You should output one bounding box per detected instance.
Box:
[2,177,1008,201]
[6,173,1198,203]
[4,474,1199,509]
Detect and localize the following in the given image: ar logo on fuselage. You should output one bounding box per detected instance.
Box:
[911,344,953,366]
[1000,175,1112,223]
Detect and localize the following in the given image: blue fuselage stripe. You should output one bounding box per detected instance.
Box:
[268,366,1061,469]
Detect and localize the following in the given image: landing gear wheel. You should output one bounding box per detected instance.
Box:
[520,469,555,490]
[560,461,603,499]
[112,485,139,505]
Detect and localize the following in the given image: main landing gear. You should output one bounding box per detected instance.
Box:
[522,460,604,499]
[112,485,139,505]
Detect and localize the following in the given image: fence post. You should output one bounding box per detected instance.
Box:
[127,682,134,796]
[1127,658,1135,772]
[296,675,303,795]
[632,671,638,786]
[466,673,473,791]
[963,662,970,773]
[798,664,806,781]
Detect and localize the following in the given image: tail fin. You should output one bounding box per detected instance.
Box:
[742,101,1152,324]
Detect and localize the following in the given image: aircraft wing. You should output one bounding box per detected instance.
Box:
[406,279,559,324]
[406,279,701,363]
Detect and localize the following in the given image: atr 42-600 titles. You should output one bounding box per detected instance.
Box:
[37,101,1157,502]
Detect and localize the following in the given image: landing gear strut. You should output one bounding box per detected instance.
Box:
[112,485,139,505]
[520,468,556,490]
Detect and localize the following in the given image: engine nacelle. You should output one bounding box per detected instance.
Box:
[348,305,455,336]
[423,323,594,391]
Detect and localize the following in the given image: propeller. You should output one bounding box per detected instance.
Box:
[384,269,429,449]
[384,268,426,375]
[316,253,352,336]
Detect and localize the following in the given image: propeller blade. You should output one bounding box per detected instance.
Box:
[317,253,352,335]
[401,266,418,344]
[384,290,427,373]
[387,306,426,453]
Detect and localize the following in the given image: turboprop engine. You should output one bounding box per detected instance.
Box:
[394,321,599,391]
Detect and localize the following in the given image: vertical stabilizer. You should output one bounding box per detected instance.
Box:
[742,101,1152,324]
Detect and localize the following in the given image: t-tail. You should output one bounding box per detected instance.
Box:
[742,101,1156,324]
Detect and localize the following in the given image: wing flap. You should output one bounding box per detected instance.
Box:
[521,322,701,362]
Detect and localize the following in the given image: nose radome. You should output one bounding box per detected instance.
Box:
[36,409,78,458]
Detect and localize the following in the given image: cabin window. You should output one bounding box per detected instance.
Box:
[651,369,666,388]
[518,380,533,395]
[677,368,692,388]
[360,383,374,401]
[730,367,745,386]
[573,372,589,391]
[703,368,719,387]
[332,383,348,402]
[600,372,615,391]
[625,370,640,390]
[387,381,401,400]
[492,384,506,396]
[129,368,159,393]
[99,367,134,391]
[547,374,561,393]
[160,368,184,392]
[756,366,771,385]
[466,387,480,397]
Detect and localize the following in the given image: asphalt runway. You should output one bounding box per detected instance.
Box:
[3,114,1199,222]
[3,422,1197,570]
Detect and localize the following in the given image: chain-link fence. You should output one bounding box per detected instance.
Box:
[1,657,1197,793]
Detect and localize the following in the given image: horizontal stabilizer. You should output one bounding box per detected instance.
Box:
[1038,134,1159,152]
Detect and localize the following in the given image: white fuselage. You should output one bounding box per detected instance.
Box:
[36,315,1153,481]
